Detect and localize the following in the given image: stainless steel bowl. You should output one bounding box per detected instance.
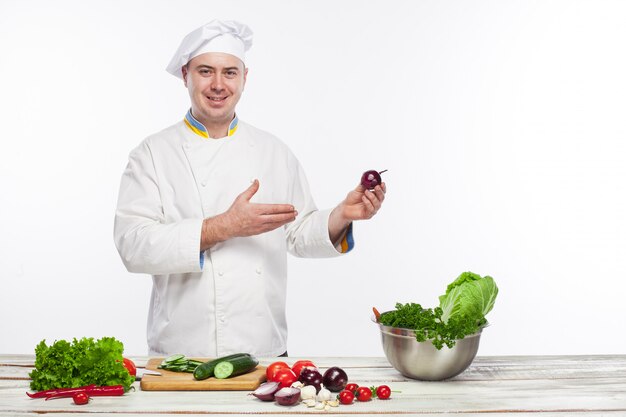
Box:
[375,317,484,381]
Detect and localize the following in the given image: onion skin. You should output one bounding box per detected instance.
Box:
[251,381,281,401]
[322,367,348,392]
[274,387,301,406]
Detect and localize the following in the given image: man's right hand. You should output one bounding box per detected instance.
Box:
[200,180,298,251]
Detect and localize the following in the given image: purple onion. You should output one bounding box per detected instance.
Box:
[361,169,387,190]
[298,368,323,393]
[251,381,281,401]
[322,366,348,392]
[274,387,301,406]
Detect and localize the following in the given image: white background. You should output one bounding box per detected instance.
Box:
[1,0,625,357]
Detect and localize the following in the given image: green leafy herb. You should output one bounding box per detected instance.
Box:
[379,272,498,349]
[29,337,134,391]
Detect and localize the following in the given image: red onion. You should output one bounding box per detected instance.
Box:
[361,169,387,190]
[298,368,323,393]
[251,381,281,401]
[274,387,301,406]
[322,366,348,392]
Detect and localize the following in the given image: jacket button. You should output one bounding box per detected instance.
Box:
[218,270,224,276]
[256,267,262,274]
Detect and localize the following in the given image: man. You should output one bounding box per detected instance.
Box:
[114,20,386,357]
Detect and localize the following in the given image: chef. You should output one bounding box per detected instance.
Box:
[114,20,386,357]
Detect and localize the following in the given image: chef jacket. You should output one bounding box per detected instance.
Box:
[114,111,354,357]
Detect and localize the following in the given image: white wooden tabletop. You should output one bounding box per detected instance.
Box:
[1,355,624,416]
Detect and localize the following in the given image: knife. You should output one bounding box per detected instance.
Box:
[136,368,162,380]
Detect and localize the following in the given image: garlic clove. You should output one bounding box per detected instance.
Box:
[300,385,317,400]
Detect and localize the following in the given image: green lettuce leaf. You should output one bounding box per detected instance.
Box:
[439,272,498,324]
[29,337,134,391]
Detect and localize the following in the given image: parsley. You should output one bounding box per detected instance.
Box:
[379,303,483,349]
[29,337,134,391]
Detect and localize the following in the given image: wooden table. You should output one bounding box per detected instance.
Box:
[1,355,624,416]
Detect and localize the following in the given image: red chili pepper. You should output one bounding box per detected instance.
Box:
[26,385,96,399]
[84,385,125,397]
[45,385,125,400]
[45,390,86,400]
[27,384,126,401]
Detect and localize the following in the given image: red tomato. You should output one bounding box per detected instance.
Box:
[273,368,298,388]
[123,358,136,377]
[337,389,354,405]
[72,392,89,405]
[376,385,391,399]
[345,383,359,392]
[356,386,372,402]
[266,361,290,382]
[291,360,316,377]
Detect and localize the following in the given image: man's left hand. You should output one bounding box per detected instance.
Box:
[328,182,386,243]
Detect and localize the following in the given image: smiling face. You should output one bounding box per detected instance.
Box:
[182,52,248,137]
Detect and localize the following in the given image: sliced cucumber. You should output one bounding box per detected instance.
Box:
[159,354,203,373]
[163,354,185,364]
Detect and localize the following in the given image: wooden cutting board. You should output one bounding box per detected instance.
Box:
[140,358,267,391]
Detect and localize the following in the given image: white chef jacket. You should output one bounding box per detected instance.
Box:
[114,111,354,357]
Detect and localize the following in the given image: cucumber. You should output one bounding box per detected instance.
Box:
[158,355,204,373]
[163,353,185,364]
[193,353,254,380]
[187,359,204,368]
[214,355,259,379]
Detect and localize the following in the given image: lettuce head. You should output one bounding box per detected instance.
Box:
[439,271,498,324]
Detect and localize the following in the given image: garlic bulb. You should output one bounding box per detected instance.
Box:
[316,387,332,402]
[300,385,317,401]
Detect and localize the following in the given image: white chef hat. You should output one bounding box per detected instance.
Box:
[165,20,253,79]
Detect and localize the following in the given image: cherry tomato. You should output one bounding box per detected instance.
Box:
[266,361,290,382]
[337,389,354,405]
[291,360,316,377]
[376,385,391,399]
[345,383,359,392]
[123,358,137,377]
[356,386,372,402]
[72,392,89,405]
[273,368,298,388]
